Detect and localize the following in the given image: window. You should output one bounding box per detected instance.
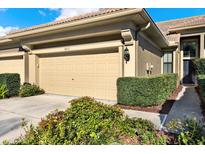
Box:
[163,52,173,73]
[182,41,197,58]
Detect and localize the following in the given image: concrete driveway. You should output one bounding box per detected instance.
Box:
[0,94,70,143]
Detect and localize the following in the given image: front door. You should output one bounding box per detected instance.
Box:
[181,39,198,84]
[183,60,194,84]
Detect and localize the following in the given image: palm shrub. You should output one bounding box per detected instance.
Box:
[0,84,8,99]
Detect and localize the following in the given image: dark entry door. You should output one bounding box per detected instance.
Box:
[183,60,194,84]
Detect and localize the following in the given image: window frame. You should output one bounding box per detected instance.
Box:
[181,38,199,60]
[163,52,173,74]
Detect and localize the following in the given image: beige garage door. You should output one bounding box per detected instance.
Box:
[39,51,120,100]
[0,56,24,82]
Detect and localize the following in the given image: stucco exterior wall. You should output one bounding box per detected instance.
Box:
[28,54,39,84]
[174,49,179,74]
[137,33,163,77]
[0,48,26,83]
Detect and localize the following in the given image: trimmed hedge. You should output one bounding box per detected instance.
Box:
[117,74,178,107]
[193,58,205,75]
[0,73,20,97]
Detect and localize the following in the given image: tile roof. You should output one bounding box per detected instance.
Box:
[156,21,180,42]
[170,14,205,29]
[157,14,205,42]
[5,8,205,44]
[8,8,129,35]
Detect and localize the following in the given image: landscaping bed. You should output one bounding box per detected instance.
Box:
[116,73,179,114]
[19,82,45,97]
[116,85,183,114]
[0,73,45,100]
[7,97,171,145]
[5,96,205,145]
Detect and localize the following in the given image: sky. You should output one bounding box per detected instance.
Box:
[1,8,205,36]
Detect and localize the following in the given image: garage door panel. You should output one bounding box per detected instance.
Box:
[0,57,24,82]
[39,51,119,100]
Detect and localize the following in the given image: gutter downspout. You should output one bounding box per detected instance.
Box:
[139,22,151,32]
[140,9,169,47]
[134,22,151,77]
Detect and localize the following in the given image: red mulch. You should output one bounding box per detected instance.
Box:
[116,85,183,114]
[118,135,139,144]
[195,86,205,118]
[118,131,177,145]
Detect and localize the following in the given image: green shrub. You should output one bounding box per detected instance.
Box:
[10,97,169,145]
[0,73,20,97]
[193,58,205,109]
[117,74,178,107]
[197,75,205,105]
[193,58,205,75]
[19,83,45,97]
[0,84,8,99]
[167,118,205,145]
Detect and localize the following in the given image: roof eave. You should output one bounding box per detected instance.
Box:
[140,9,169,48]
[4,8,143,39]
[0,38,13,44]
[169,24,205,34]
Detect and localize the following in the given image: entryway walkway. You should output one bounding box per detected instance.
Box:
[164,85,204,128]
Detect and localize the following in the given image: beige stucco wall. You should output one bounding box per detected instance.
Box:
[28,54,39,84]
[0,49,26,83]
[174,49,180,75]
[123,43,137,77]
[137,33,163,77]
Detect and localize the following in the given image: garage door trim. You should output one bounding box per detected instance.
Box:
[31,40,122,55]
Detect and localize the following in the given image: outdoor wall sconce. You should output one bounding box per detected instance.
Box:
[146,62,154,76]
[124,46,130,63]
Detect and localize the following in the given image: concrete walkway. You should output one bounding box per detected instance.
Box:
[164,85,204,128]
[124,110,167,130]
